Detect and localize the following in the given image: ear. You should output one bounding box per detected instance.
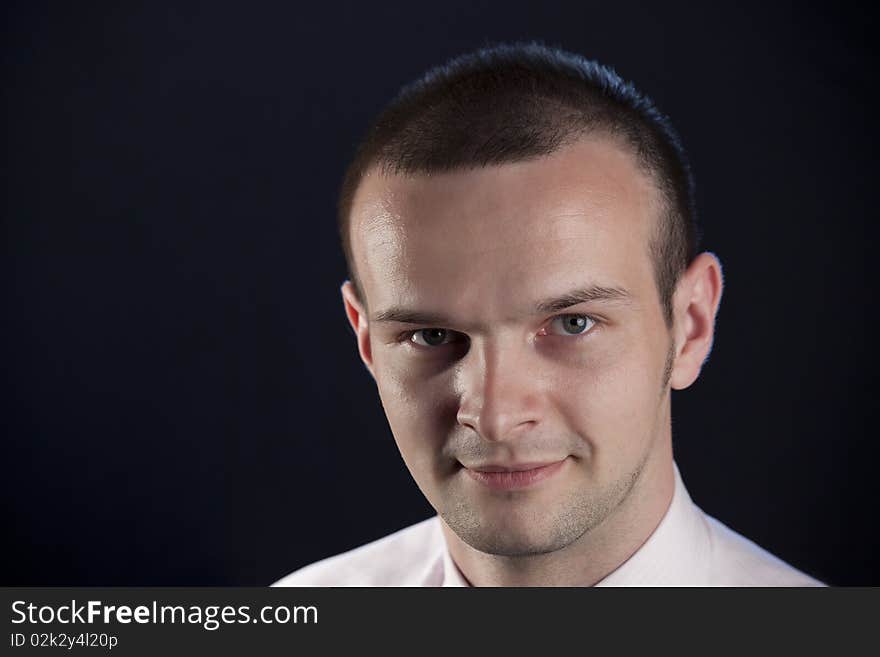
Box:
[669,252,724,390]
[341,280,376,380]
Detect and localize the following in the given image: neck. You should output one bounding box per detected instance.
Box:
[440,432,676,587]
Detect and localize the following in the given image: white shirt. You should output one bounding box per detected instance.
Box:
[273,462,825,586]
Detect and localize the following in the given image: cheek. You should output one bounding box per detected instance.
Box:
[374,365,454,469]
[554,340,663,456]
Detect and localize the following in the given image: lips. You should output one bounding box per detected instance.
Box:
[464,458,567,491]
[472,462,559,473]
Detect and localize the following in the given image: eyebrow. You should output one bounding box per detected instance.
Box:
[370,284,632,325]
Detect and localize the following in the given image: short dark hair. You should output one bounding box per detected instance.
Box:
[338,41,700,327]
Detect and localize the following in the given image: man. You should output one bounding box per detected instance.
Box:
[275,43,824,586]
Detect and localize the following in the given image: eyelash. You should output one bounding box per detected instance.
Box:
[399,313,600,349]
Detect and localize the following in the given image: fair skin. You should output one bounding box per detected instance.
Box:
[341,134,723,586]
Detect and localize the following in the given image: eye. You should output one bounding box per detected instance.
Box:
[410,328,458,347]
[546,314,596,337]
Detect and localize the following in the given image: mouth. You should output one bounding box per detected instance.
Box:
[463,458,568,491]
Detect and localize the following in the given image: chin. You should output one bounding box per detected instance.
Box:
[441,501,586,557]
[459,523,577,557]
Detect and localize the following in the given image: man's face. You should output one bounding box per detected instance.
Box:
[345,136,676,556]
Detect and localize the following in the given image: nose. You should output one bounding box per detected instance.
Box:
[455,336,543,442]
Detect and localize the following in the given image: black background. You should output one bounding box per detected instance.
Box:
[3,1,877,585]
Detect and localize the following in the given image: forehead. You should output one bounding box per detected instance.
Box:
[349,135,663,325]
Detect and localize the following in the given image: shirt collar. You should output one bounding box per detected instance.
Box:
[439,460,710,586]
[441,539,471,586]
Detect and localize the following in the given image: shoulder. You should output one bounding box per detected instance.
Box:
[701,511,826,587]
[272,516,443,587]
